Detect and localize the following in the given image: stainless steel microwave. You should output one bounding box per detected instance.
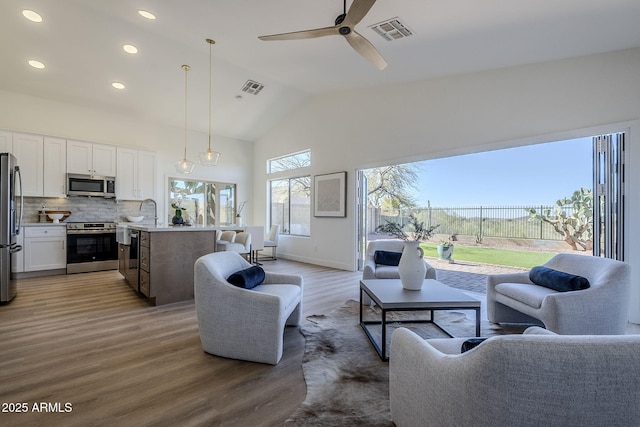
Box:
[67,173,116,198]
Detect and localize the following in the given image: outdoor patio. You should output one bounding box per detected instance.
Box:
[428,257,527,294]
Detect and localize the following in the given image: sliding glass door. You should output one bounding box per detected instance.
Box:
[593,132,626,260]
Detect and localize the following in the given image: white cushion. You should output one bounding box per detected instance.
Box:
[252,284,302,312]
[375,265,401,279]
[494,282,557,309]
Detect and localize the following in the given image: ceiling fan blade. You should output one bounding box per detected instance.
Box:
[259,26,339,41]
[344,31,387,70]
[343,0,377,27]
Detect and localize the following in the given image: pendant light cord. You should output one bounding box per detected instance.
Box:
[208,40,213,150]
[183,65,189,159]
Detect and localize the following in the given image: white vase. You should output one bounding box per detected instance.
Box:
[399,241,426,290]
[236,215,242,227]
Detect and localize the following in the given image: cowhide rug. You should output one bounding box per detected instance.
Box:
[285,299,527,426]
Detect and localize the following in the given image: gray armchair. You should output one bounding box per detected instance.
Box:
[390,326,640,427]
[487,253,631,334]
[194,251,303,364]
[362,240,436,304]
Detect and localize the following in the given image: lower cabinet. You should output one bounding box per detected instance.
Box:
[136,230,216,305]
[23,226,67,272]
[139,232,150,297]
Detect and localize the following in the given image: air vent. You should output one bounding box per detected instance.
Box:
[241,80,264,95]
[369,17,413,41]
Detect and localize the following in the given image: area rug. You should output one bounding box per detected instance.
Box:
[284,299,527,426]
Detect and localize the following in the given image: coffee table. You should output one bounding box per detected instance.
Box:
[360,279,481,361]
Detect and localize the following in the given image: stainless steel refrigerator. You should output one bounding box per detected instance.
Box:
[0,153,23,303]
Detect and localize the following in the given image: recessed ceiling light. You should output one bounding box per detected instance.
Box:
[22,10,43,23]
[112,82,125,90]
[123,44,138,54]
[138,10,156,20]
[28,60,45,69]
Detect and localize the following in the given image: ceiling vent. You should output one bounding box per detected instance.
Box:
[241,80,265,95]
[369,17,413,41]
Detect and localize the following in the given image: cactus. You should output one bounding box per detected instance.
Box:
[527,188,593,251]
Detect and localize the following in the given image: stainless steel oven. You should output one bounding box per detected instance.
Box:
[66,222,118,274]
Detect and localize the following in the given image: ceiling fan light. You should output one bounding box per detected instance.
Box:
[198,148,221,166]
[175,158,195,174]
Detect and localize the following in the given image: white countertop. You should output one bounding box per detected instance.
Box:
[22,222,67,227]
[124,224,245,233]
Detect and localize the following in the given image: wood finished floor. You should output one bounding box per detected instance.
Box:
[0,260,361,427]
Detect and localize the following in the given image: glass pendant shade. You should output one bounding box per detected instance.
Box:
[198,147,221,166]
[176,64,194,174]
[198,38,221,166]
[175,158,195,174]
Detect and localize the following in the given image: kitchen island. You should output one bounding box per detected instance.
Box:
[121,224,243,306]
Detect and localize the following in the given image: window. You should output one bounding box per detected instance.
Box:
[270,176,311,236]
[169,178,236,226]
[267,150,311,236]
[268,150,311,173]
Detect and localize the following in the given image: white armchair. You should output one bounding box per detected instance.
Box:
[261,225,280,260]
[389,327,640,427]
[218,231,251,261]
[487,253,631,334]
[194,251,303,364]
[215,230,236,252]
[362,239,436,304]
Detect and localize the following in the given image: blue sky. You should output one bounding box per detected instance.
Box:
[410,137,593,207]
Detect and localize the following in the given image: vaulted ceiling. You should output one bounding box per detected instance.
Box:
[1,0,639,142]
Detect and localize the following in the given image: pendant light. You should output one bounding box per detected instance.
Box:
[198,38,221,166]
[175,64,195,174]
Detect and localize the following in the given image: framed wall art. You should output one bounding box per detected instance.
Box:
[314,171,347,217]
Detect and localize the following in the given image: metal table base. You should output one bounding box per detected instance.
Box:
[359,285,481,361]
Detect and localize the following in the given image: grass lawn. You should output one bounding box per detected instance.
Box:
[420,243,556,269]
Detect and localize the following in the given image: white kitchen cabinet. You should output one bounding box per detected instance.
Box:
[12,133,44,197]
[116,148,156,200]
[0,130,12,153]
[67,140,116,177]
[43,137,67,198]
[23,226,67,272]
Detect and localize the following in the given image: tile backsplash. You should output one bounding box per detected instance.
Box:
[23,197,157,224]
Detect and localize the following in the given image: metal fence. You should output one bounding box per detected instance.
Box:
[370,205,578,241]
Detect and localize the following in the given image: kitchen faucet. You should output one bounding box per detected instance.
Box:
[139,198,158,227]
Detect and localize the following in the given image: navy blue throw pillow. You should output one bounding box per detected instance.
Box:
[227,265,266,289]
[461,338,487,353]
[374,250,402,266]
[529,266,590,292]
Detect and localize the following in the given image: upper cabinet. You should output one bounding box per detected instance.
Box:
[12,133,44,197]
[3,132,66,198]
[116,148,157,200]
[67,140,116,177]
[0,130,12,152]
[2,129,156,200]
[43,137,67,198]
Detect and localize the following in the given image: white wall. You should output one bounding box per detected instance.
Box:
[0,89,254,224]
[253,48,640,322]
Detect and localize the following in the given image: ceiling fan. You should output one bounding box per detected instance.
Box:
[259,0,387,70]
